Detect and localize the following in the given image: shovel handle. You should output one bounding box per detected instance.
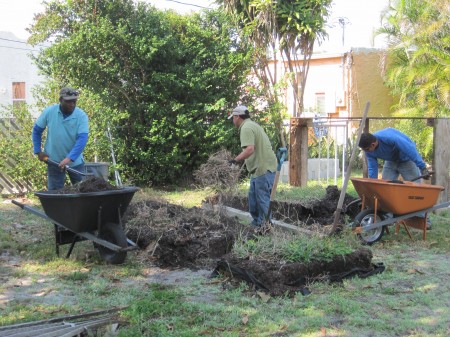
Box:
[45,158,93,177]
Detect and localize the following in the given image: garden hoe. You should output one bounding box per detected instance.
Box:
[259,147,288,234]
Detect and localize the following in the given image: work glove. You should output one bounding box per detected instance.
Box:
[228,159,237,166]
[420,167,431,179]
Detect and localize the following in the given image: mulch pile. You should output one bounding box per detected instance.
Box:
[123,199,253,269]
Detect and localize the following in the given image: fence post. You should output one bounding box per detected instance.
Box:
[432,118,450,203]
[289,118,312,186]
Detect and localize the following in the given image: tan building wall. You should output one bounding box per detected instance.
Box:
[348,48,395,117]
[272,48,395,119]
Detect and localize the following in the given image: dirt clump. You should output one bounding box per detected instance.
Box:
[124,199,252,269]
[193,149,242,193]
[213,248,380,296]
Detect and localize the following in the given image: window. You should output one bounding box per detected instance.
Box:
[12,82,26,109]
[315,93,326,115]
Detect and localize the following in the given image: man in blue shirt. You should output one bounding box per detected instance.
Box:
[32,87,89,190]
[359,128,431,228]
[358,128,430,181]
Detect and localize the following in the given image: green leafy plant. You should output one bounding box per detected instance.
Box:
[28,2,255,186]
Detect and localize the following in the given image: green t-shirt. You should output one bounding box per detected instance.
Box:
[239,119,277,177]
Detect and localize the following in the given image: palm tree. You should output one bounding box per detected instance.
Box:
[379,0,450,118]
[377,0,449,159]
[216,0,332,146]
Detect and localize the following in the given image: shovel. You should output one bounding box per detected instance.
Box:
[45,158,94,177]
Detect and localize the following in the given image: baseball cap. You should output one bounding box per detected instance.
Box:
[59,87,79,100]
[228,105,249,119]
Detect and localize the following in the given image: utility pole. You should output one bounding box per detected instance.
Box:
[337,17,351,46]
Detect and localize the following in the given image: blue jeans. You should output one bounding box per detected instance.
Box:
[248,171,276,226]
[382,160,429,222]
[48,163,84,190]
[382,160,421,181]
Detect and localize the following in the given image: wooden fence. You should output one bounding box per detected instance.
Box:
[0,118,33,194]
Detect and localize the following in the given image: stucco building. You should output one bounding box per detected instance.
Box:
[281,47,394,119]
[0,31,43,116]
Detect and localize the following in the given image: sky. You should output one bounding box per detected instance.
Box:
[0,0,390,49]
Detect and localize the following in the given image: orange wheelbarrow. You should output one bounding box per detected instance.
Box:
[349,178,449,244]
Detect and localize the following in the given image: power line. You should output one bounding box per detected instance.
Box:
[164,0,210,9]
[0,45,40,52]
[0,1,213,52]
[0,37,50,48]
[0,37,29,44]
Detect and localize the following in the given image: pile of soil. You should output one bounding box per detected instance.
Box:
[56,177,120,194]
[212,248,383,296]
[123,199,252,269]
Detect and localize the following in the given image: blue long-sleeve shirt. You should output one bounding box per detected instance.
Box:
[32,104,89,166]
[365,128,426,179]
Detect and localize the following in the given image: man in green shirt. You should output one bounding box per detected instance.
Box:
[229,105,277,227]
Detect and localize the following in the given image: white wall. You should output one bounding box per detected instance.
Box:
[281,52,347,117]
[0,31,44,116]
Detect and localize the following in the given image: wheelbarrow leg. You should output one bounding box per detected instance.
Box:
[395,221,414,240]
[66,235,80,258]
[54,224,60,257]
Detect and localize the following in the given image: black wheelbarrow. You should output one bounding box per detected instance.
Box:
[12,186,139,264]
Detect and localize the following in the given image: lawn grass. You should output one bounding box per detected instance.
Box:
[1,181,449,336]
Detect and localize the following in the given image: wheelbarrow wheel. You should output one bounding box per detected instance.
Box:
[97,222,127,264]
[354,209,385,245]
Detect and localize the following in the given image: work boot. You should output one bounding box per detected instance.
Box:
[250,220,261,228]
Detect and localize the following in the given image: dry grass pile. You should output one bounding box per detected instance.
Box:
[193,149,242,193]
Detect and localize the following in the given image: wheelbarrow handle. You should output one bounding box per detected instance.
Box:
[410,171,434,182]
[12,199,53,221]
[46,158,93,177]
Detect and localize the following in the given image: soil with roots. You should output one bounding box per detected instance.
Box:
[58,177,378,296]
[121,189,378,296]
